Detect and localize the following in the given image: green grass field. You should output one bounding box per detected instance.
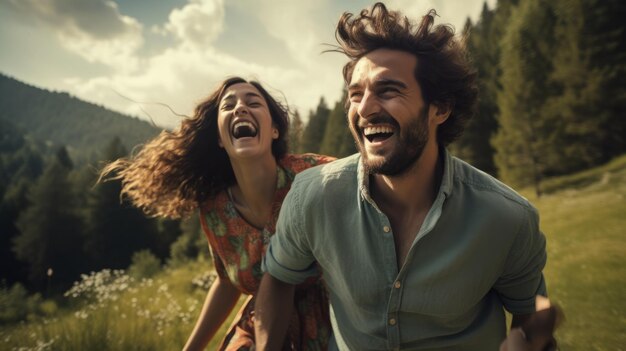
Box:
[523,155,626,350]
[1,156,625,350]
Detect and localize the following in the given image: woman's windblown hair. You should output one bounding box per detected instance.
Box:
[100,77,289,219]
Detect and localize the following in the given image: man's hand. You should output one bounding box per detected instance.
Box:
[500,296,563,351]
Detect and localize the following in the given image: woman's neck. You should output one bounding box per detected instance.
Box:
[229,153,279,228]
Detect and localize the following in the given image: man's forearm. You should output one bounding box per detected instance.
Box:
[254,272,296,350]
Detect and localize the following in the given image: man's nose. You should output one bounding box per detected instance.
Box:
[357,90,380,119]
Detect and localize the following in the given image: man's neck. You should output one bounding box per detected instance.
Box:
[371,142,442,214]
[370,142,443,268]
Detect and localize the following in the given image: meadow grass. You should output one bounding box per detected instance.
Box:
[520,155,626,350]
[0,260,245,350]
[1,156,625,350]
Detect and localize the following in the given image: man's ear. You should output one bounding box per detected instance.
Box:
[272,128,279,140]
[428,102,452,126]
[218,136,224,148]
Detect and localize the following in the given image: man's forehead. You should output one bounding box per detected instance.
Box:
[350,48,417,87]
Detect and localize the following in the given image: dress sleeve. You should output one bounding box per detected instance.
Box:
[286,153,336,174]
[494,206,548,314]
[262,179,318,284]
[208,241,229,280]
[199,209,230,280]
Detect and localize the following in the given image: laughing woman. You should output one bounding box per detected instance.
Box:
[101,77,333,350]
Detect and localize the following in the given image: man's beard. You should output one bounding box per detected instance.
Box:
[354,107,429,176]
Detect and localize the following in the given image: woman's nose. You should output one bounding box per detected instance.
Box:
[234,103,248,116]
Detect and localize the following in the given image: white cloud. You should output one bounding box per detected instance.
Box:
[3,0,497,129]
[386,0,497,32]
[248,0,330,67]
[69,45,308,128]
[164,0,225,48]
[65,0,345,128]
[2,0,144,70]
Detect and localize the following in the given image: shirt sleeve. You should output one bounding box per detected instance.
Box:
[494,205,548,314]
[262,179,318,284]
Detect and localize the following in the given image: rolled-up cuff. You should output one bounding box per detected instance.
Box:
[262,245,318,285]
[501,274,547,314]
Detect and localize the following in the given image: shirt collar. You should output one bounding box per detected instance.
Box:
[357,147,454,204]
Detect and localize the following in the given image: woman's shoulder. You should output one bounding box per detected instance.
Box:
[280,153,336,173]
[199,189,229,214]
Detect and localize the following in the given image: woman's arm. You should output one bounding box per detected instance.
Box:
[183,275,242,351]
[254,273,296,351]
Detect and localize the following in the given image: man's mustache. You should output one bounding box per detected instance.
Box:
[357,113,399,129]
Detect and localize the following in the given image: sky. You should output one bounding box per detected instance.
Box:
[0,0,496,129]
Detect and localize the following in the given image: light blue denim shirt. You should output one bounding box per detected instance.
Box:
[263,150,547,350]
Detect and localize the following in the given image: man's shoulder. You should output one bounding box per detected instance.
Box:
[293,153,360,186]
[451,156,535,213]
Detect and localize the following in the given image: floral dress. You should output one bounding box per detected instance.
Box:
[200,153,335,351]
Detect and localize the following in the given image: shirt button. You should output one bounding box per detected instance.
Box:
[383,225,391,233]
[394,281,401,289]
[389,318,397,326]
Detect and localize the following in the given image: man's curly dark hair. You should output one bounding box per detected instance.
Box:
[334,2,477,145]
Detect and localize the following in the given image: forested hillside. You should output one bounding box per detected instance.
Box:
[0,76,185,293]
[0,74,162,163]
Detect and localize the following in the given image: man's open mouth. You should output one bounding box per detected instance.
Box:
[232,121,258,139]
[363,126,394,143]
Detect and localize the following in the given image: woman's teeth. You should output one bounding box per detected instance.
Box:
[232,121,258,139]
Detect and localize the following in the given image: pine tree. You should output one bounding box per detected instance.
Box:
[0,179,32,285]
[299,97,331,153]
[544,0,626,172]
[338,131,357,157]
[288,110,304,154]
[0,121,45,286]
[83,137,158,270]
[494,0,558,196]
[452,5,499,175]
[320,91,354,157]
[154,218,182,260]
[492,0,625,192]
[13,148,85,289]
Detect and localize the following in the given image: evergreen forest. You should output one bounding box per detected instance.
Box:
[0,0,624,349]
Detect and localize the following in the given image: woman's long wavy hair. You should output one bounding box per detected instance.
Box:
[101,77,289,219]
[334,2,478,146]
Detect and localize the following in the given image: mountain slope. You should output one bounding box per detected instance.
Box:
[0,73,162,162]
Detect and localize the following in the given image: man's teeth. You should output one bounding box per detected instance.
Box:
[363,126,393,136]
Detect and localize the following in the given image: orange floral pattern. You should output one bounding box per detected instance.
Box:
[200,154,335,351]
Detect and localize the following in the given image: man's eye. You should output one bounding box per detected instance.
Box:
[379,87,399,96]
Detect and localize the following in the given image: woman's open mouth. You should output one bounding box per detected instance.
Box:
[232,121,258,139]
